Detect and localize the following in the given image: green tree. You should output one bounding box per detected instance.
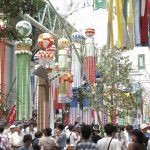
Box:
[95,47,134,123]
[0,0,45,40]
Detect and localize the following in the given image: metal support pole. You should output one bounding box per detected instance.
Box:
[22,14,58,38]
[46,0,95,93]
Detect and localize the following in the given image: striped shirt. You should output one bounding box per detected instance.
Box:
[75,139,99,150]
[0,134,9,150]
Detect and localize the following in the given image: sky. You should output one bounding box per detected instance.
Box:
[50,0,108,48]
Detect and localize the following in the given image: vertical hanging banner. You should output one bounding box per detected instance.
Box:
[107,0,114,48]
[0,39,6,104]
[15,21,32,120]
[148,0,150,41]
[116,0,123,48]
[127,0,134,48]
[94,0,107,10]
[133,0,141,45]
[0,20,7,104]
[7,104,16,124]
[141,0,149,46]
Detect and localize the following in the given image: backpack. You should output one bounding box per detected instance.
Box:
[32,138,40,149]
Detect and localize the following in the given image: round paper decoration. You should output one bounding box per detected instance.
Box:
[16,20,32,37]
[38,33,54,49]
[85,28,95,37]
[58,38,69,48]
[71,32,84,43]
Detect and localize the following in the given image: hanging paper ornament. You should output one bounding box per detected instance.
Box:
[15,21,32,120]
[85,28,95,37]
[84,28,96,84]
[38,33,54,49]
[0,21,7,31]
[71,32,84,43]
[58,38,69,48]
[16,20,32,37]
[46,45,56,52]
[15,38,32,51]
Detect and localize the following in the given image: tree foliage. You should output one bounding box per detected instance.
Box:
[95,47,135,122]
[0,0,44,40]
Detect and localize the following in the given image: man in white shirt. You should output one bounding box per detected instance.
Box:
[97,123,122,150]
[9,124,24,150]
[7,125,16,139]
[25,122,37,140]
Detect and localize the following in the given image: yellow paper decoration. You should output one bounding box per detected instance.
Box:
[107,0,114,48]
[116,0,123,48]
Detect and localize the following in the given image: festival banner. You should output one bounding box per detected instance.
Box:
[0,39,6,104]
[7,104,16,124]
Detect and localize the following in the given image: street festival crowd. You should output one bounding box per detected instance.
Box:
[0,120,150,150]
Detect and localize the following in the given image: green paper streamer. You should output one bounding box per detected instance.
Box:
[16,52,31,120]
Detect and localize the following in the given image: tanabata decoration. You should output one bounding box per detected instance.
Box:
[71,32,84,88]
[84,28,96,84]
[38,33,54,49]
[15,20,32,120]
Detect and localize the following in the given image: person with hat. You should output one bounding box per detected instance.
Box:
[9,124,25,149]
[91,124,101,143]
[8,125,16,145]
[140,124,149,148]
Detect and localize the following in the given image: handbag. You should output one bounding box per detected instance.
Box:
[107,136,114,150]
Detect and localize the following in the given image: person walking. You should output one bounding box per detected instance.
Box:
[39,128,56,150]
[0,125,10,150]
[55,123,67,150]
[18,134,33,150]
[75,124,99,150]
[127,129,146,150]
[140,124,149,148]
[32,131,42,150]
[9,124,24,149]
[97,123,122,150]
[91,124,101,144]
[124,125,133,149]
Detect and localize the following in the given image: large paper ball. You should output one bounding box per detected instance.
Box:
[16,21,32,37]
[85,28,95,37]
[58,38,69,48]
[71,32,84,43]
[38,33,54,49]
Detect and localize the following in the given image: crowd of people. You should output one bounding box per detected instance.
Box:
[0,120,149,150]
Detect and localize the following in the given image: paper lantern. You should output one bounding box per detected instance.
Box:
[71,32,84,43]
[85,28,95,37]
[58,38,69,48]
[38,33,54,49]
[16,20,32,37]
